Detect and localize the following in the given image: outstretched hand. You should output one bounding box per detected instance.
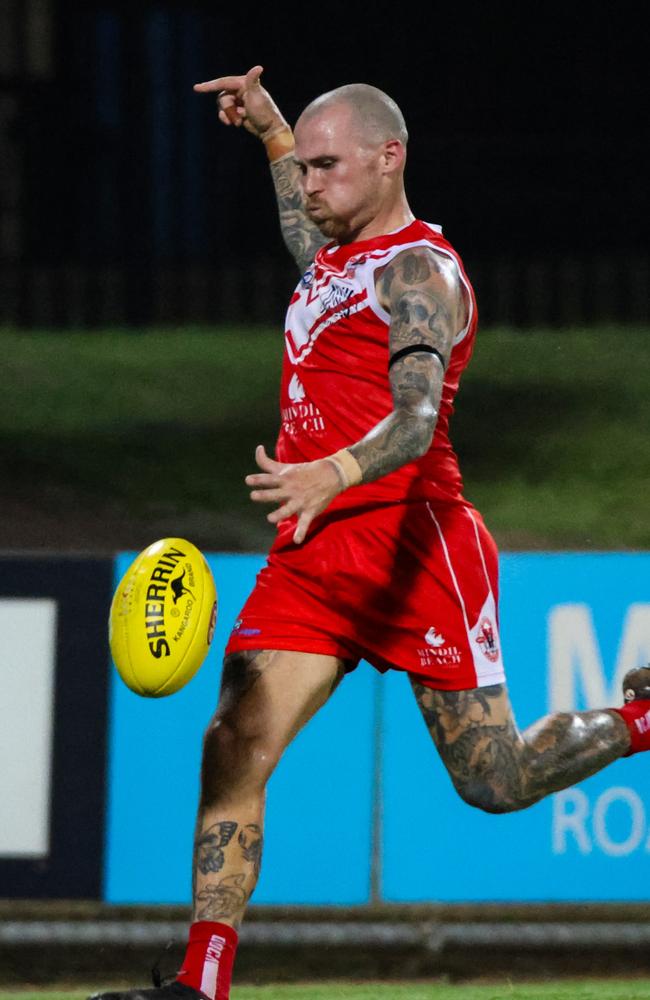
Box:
[245,445,344,545]
[193,65,288,140]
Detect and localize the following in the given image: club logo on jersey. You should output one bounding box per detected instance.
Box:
[476,617,499,662]
[300,266,315,289]
[320,281,355,312]
[288,373,306,403]
[424,626,445,647]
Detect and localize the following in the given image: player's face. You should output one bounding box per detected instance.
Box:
[293,106,386,242]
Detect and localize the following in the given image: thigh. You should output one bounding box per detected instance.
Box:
[200,649,347,803]
[215,647,346,748]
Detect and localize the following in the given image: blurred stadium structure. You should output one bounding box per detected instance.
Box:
[3,551,650,985]
[1,1,648,329]
[6,902,650,984]
[2,1,650,988]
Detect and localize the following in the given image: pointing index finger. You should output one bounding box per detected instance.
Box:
[193,76,245,93]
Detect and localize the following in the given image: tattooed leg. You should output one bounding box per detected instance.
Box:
[412,681,631,814]
[193,648,344,924]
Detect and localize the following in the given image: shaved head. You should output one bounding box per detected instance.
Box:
[298,83,408,148]
[292,83,412,244]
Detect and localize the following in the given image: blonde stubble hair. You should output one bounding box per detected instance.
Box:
[298,83,409,150]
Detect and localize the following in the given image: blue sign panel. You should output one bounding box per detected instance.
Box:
[381,553,650,901]
[105,553,376,905]
[106,551,650,904]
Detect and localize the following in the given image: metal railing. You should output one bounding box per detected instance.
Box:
[1,254,648,328]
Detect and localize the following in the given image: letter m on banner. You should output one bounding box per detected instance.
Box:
[548,604,650,711]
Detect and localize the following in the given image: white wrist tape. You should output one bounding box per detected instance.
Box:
[325,448,363,489]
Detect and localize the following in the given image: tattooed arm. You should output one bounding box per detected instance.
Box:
[269,156,329,272]
[348,245,466,481]
[194,65,327,272]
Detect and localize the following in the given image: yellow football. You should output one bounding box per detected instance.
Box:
[109,538,217,697]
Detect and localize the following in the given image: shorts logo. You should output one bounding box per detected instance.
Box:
[232,619,261,638]
[424,626,445,647]
[476,617,499,662]
[417,629,462,668]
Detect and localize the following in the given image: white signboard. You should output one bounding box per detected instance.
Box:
[0,599,58,857]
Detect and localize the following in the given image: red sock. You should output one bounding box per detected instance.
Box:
[613,700,650,756]
[176,921,238,1000]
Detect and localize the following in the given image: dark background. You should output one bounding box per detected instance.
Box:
[1,1,647,327]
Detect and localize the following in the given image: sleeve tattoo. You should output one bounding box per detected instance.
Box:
[348,246,463,483]
[270,157,329,272]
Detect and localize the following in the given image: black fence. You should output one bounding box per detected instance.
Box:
[1,253,648,329]
[1,2,647,329]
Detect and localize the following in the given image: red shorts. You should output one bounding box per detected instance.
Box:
[226,499,506,691]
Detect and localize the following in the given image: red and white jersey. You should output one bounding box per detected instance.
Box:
[276,218,478,510]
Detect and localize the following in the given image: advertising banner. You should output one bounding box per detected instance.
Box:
[382,553,650,901]
[105,554,376,906]
[1,598,57,858]
[0,556,113,898]
[105,551,650,904]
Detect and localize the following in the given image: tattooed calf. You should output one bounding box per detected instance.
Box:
[196,874,248,921]
[238,823,263,876]
[195,820,238,875]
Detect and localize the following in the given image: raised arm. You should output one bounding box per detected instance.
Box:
[194,65,327,272]
[268,156,330,273]
[347,245,464,480]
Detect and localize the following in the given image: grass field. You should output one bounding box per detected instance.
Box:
[1,324,648,551]
[6,983,650,1000]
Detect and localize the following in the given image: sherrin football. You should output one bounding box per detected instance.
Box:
[109,538,217,697]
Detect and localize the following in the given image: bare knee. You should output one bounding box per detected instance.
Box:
[200,709,282,809]
[453,778,525,814]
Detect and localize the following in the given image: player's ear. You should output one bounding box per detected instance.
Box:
[381,139,406,175]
